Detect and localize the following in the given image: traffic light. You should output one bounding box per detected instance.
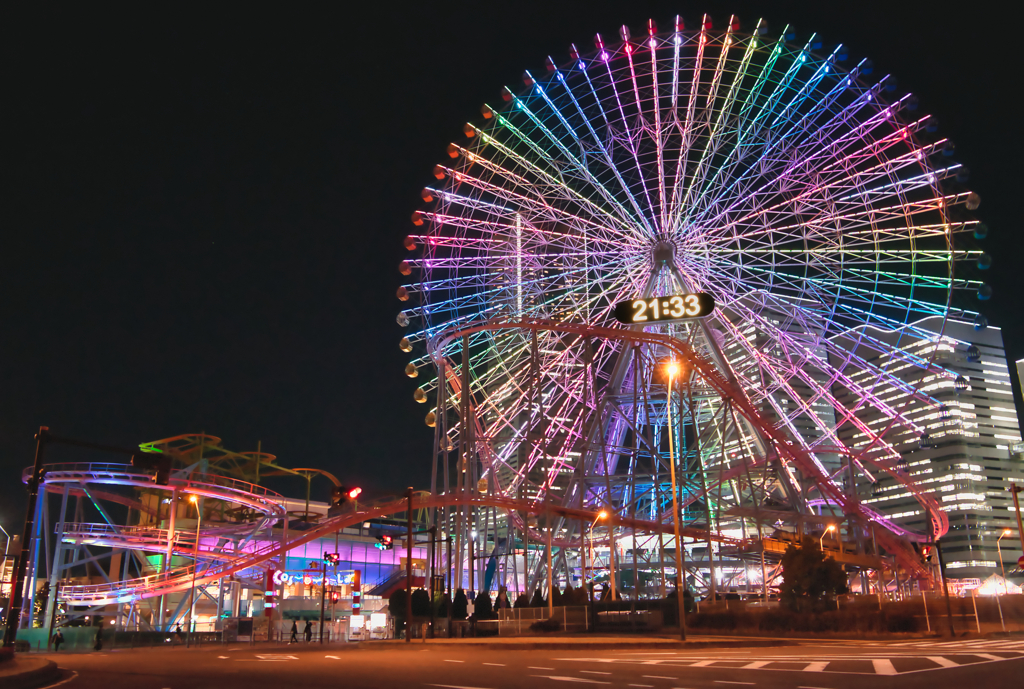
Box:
[330,590,340,603]
[375,534,393,550]
[323,552,340,565]
[920,545,933,563]
[327,485,362,517]
[131,450,172,485]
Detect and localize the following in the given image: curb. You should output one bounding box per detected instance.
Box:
[0,658,60,689]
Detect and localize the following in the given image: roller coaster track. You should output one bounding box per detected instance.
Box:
[431,320,942,583]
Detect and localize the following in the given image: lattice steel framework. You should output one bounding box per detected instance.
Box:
[396,15,991,595]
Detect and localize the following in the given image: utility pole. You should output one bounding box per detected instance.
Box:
[318,558,328,643]
[4,427,48,648]
[1011,485,1024,554]
[933,540,955,636]
[406,488,414,643]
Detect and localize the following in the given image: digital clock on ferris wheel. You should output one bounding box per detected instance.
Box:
[613,292,715,325]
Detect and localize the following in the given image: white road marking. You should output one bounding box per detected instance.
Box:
[530,677,610,685]
[255,655,298,661]
[972,653,1002,661]
[38,672,79,689]
[742,662,769,669]
[426,685,497,689]
[483,663,506,666]
[926,656,958,668]
[580,671,612,675]
[218,655,229,659]
[529,667,555,670]
[443,659,466,663]
[628,685,653,688]
[691,661,715,667]
[642,676,677,680]
[871,659,897,676]
[798,686,834,689]
[714,682,755,685]
[802,662,828,672]
[325,655,341,659]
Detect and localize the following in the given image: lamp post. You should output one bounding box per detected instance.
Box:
[0,524,10,597]
[819,524,836,551]
[666,361,686,641]
[186,495,201,648]
[996,529,1012,595]
[582,511,607,602]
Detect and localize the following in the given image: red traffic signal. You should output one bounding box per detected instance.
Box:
[347,487,362,500]
[375,534,393,550]
[330,590,340,603]
[920,546,933,563]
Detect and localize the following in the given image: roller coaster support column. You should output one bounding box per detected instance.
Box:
[318,559,327,644]
[1011,485,1024,555]
[4,426,48,648]
[43,483,71,645]
[406,488,414,643]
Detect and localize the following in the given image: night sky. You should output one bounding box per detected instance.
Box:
[4,1,1022,530]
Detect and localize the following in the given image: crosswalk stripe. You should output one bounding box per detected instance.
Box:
[802,662,828,672]
[926,656,958,668]
[872,659,898,675]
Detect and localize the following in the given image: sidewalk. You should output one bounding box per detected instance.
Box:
[361,633,796,650]
[0,655,60,689]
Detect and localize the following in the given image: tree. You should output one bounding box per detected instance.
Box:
[780,536,849,612]
[452,589,469,619]
[389,589,408,634]
[550,586,563,607]
[513,593,530,609]
[529,588,546,608]
[411,588,431,617]
[473,591,494,620]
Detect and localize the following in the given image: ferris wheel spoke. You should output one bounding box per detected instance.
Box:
[460,131,637,240]
[493,91,654,237]
[693,81,906,235]
[433,165,637,245]
[678,25,757,218]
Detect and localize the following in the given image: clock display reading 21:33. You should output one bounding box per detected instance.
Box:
[613,292,715,324]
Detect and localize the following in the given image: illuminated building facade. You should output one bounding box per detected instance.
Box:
[838,317,1024,581]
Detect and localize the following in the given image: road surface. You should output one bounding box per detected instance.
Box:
[36,636,1024,689]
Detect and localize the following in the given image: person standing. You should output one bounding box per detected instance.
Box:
[53,630,64,651]
[290,620,298,643]
[303,620,312,642]
[93,625,104,651]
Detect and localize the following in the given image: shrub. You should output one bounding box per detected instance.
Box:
[529,618,562,633]
[514,593,531,609]
[452,589,469,619]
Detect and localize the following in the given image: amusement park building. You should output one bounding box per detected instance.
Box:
[837,317,1024,582]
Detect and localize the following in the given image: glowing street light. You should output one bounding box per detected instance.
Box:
[820,524,836,550]
[186,495,201,648]
[666,359,686,641]
[581,510,609,600]
[997,529,1013,594]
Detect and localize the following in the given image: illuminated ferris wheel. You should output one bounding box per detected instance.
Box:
[395,15,990,584]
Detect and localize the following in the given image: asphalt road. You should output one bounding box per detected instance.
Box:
[36,637,1024,689]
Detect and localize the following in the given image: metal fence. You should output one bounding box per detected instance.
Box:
[496,606,589,635]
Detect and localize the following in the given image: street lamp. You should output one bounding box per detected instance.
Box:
[186,495,201,648]
[996,529,1013,595]
[666,360,687,641]
[582,511,608,601]
[819,524,836,551]
[0,524,10,596]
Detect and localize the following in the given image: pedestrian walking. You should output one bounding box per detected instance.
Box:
[290,621,298,643]
[175,624,184,644]
[93,625,104,651]
[303,620,312,642]
[53,630,64,651]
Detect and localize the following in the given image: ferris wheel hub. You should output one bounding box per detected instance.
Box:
[651,240,676,268]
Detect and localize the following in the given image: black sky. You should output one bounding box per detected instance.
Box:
[4,1,1023,529]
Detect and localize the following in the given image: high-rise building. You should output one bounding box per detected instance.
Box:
[836,317,1024,582]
